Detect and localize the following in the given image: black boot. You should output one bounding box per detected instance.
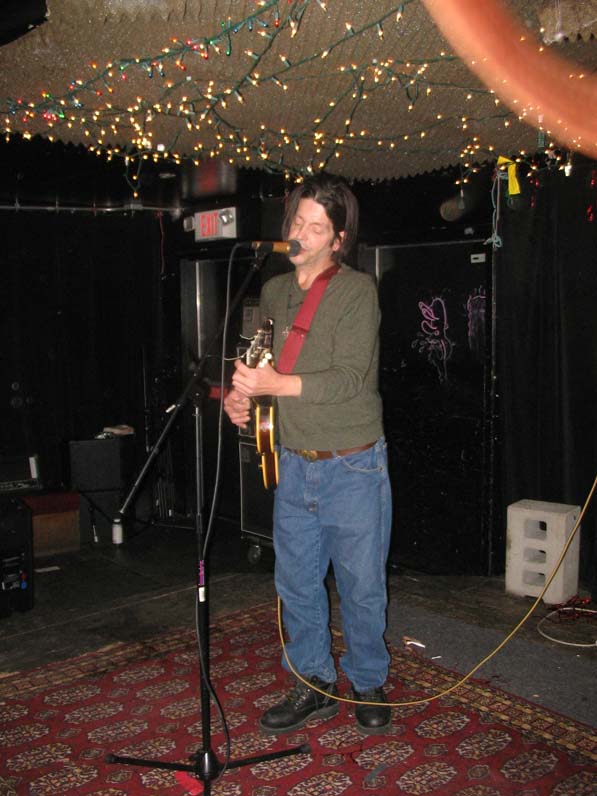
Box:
[352,686,391,734]
[259,676,339,734]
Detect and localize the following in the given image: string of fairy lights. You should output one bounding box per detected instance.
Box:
[0,0,575,194]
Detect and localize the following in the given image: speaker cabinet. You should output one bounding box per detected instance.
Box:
[179,257,258,518]
[0,497,34,616]
[69,436,136,492]
[239,442,274,551]
[363,239,493,575]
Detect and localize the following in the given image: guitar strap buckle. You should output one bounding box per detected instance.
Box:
[290,323,308,338]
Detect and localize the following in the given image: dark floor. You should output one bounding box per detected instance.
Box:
[0,516,595,729]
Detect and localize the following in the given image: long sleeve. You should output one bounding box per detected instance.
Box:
[259,266,384,450]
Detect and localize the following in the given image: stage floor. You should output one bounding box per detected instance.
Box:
[0,517,595,728]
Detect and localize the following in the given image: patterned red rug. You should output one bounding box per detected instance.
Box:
[0,603,595,796]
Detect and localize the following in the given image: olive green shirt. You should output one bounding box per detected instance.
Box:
[259,265,384,450]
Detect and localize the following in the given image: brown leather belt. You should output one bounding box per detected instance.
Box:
[290,441,375,462]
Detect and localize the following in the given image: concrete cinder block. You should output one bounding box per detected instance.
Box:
[506,499,581,604]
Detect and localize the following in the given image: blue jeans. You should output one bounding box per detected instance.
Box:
[273,437,392,692]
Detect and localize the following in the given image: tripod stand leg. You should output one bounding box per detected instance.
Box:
[225,743,311,770]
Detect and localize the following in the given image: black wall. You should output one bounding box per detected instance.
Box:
[0,211,167,486]
[0,136,594,590]
[496,164,597,593]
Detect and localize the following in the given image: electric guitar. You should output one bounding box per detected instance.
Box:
[244,319,279,489]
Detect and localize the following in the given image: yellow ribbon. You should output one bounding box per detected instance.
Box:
[497,155,521,195]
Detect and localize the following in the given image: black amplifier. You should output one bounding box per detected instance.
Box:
[0,497,34,617]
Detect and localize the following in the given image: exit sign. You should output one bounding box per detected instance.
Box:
[193,207,237,241]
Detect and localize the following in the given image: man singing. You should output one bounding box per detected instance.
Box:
[224,172,392,735]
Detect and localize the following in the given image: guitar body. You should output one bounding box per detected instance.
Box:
[255,403,278,489]
[245,319,279,489]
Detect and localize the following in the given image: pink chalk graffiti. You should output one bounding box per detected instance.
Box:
[412,296,454,382]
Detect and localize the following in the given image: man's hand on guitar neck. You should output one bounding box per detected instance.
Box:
[231,359,302,399]
[223,388,251,429]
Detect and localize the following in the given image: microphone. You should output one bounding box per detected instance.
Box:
[250,240,302,256]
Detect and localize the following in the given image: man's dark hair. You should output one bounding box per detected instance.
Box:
[282,172,359,264]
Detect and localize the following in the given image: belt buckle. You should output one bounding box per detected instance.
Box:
[297,449,318,462]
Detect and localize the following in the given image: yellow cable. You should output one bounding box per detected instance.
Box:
[276,473,597,708]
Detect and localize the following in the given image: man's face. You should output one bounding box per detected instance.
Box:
[287,197,343,270]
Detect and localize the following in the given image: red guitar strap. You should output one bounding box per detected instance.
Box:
[277,264,340,374]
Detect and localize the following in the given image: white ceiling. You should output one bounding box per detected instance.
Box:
[0,0,595,180]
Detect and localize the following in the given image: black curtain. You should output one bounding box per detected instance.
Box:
[0,211,175,488]
[496,162,597,592]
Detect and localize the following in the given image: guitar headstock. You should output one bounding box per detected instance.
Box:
[245,318,274,369]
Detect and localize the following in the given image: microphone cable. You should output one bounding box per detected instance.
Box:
[277,472,597,708]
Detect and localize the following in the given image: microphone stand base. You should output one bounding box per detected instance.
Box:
[106,742,310,791]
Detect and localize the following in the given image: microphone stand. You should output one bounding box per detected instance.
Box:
[105,250,309,792]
